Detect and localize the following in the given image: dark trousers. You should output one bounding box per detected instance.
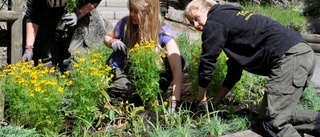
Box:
[259,43,320,137]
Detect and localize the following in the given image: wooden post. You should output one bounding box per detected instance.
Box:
[10,0,23,64]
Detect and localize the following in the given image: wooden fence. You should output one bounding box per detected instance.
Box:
[0,0,23,122]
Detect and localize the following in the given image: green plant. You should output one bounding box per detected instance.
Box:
[65,0,83,13]
[298,86,320,110]
[0,125,41,137]
[128,41,165,107]
[65,46,114,130]
[243,4,307,32]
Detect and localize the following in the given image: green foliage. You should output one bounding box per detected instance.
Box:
[65,0,79,13]
[242,4,307,32]
[128,41,165,107]
[66,45,113,129]
[298,86,320,110]
[0,126,41,137]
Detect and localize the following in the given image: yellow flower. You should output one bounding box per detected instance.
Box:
[75,50,80,54]
[105,65,112,72]
[110,74,114,78]
[64,70,70,75]
[79,57,86,62]
[67,80,73,86]
[61,75,66,79]
[163,101,168,107]
[35,87,41,92]
[73,63,79,68]
[49,67,55,73]
[58,87,64,92]
[90,59,97,63]
[30,93,35,97]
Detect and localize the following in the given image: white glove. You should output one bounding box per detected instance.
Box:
[111,40,127,54]
[62,13,78,27]
[22,50,33,61]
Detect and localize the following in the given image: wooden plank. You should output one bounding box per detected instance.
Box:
[0,11,19,22]
[10,0,23,64]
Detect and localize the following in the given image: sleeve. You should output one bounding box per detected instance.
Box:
[114,16,128,39]
[222,58,243,90]
[159,25,174,47]
[25,0,44,24]
[198,21,228,88]
[85,0,101,7]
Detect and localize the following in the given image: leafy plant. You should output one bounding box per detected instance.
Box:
[65,0,83,13]
[128,41,165,107]
[65,46,114,129]
[0,125,41,137]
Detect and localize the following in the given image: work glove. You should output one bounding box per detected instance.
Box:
[22,46,34,61]
[111,40,127,55]
[62,13,78,27]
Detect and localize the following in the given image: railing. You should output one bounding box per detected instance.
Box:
[0,0,23,122]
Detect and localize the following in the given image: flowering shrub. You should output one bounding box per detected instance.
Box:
[2,61,68,134]
[1,46,114,134]
[128,41,165,107]
[66,49,114,128]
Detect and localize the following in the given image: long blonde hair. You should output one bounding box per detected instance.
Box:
[126,0,163,49]
[184,0,217,18]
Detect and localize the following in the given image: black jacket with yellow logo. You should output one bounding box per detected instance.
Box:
[198,4,306,89]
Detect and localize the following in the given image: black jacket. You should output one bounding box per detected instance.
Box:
[25,0,101,25]
[198,4,306,89]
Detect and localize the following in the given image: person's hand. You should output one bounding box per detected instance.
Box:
[167,100,181,114]
[192,100,215,115]
[62,13,78,27]
[111,40,127,54]
[22,50,33,61]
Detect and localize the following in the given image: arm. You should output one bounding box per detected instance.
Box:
[165,39,183,107]
[212,59,243,106]
[104,28,118,48]
[25,22,38,49]
[23,0,42,60]
[76,2,96,20]
[197,21,228,101]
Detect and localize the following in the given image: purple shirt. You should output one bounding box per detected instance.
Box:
[108,16,175,69]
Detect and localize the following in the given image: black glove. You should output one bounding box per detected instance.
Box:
[191,100,215,115]
[111,40,127,54]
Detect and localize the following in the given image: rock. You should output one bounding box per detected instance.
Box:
[84,8,113,47]
[69,8,112,53]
